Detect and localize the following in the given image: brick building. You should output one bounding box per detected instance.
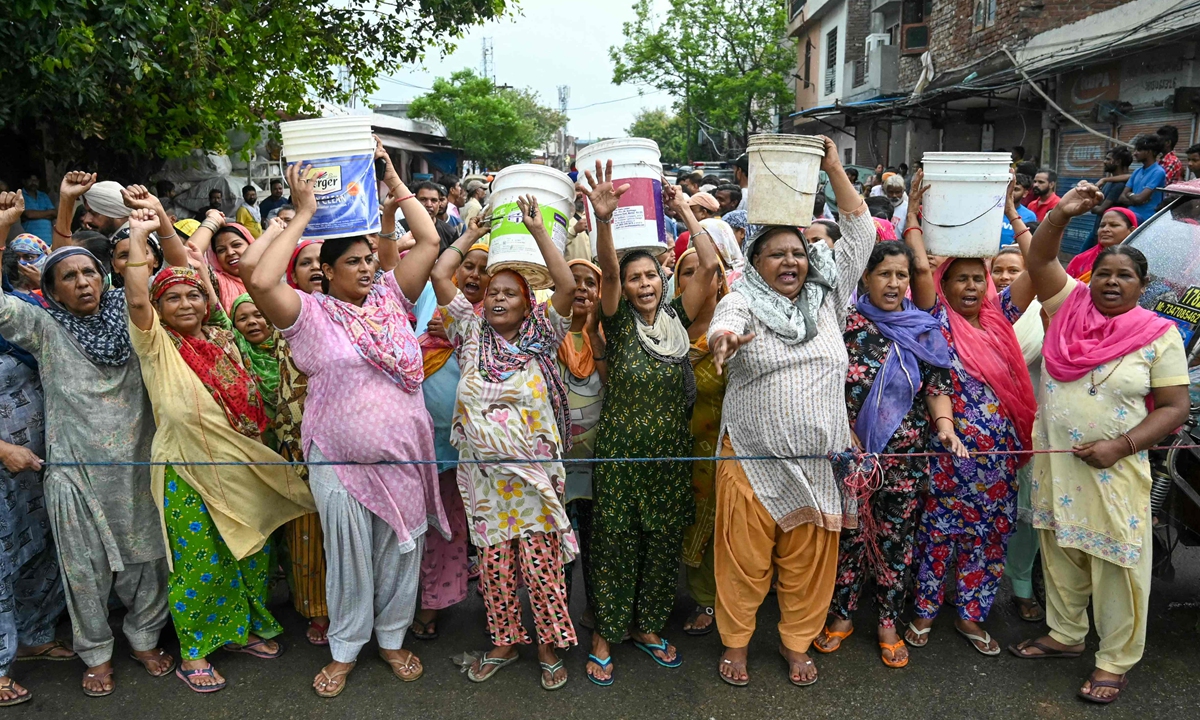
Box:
[785,0,1199,250]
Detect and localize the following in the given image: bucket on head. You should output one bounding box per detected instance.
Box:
[920,152,1012,258]
[281,116,380,241]
[575,138,666,257]
[746,134,826,228]
[486,164,575,290]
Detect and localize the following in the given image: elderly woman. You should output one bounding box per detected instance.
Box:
[707,137,873,687]
[902,172,1038,657]
[122,209,315,692]
[813,241,966,670]
[1064,207,1137,281]
[1009,182,1190,705]
[557,258,605,628]
[432,199,579,689]
[248,146,448,698]
[582,162,720,686]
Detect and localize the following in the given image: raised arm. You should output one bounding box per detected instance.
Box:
[121,184,189,267]
[377,192,403,273]
[823,136,865,216]
[187,209,227,257]
[53,172,97,250]
[1002,173,1037,311]
[518,195,576,317]
[0,194,48,352]
[578,160,629,318]
[903,171,937,310]
[122,209,158,332]
[246,163,313,329]
[431,217,490,306]
[237,215,285,285]
[380,137,438,302]
[1028,182,1103,304]
[0,190,24,246]
[676,195,720,321]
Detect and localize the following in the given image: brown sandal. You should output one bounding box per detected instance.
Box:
[0,677,31,707]
[379,649,423,682]
[314,662,355,698]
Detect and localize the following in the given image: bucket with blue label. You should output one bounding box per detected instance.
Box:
[280,116,381,239]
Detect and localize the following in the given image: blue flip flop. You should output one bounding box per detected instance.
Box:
[586,654,614,686]
[633,637,682,668]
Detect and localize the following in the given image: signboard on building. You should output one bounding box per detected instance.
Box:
[1120,50,1195,107]
[1063,62,1121,113]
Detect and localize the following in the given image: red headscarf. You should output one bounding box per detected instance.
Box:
[934,259,1037,462]
[1064,208,1139,280]
[287,239,324,290]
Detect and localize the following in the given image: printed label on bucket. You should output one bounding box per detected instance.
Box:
[297,153,380,237]
[489,202,570,253]
[584,177,664,243]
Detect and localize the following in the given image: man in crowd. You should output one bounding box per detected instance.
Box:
[193,187,224,220]
[258,179,289,220]
[80,181,131,236]
[1080,147,1134,250]
[679,171,702,196]
[733,153,749,210]
[1000,173,1037,246]
[1010,145,1026,169]
[462,180,486,224]
[441,174,464,222]
[1121,133,1167,224]
[234,184,263,237]
[400,180,458,251]
[1187,143,1200,179]
[435,184,462,232]
[1026,168,1061,222]
[19,174,55,244]
[1158,125,1183,184]
[714,183,742,216]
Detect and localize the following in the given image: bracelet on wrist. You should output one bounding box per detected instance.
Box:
[157,231,178,242]
[395,193,416,203]
[592,355,606,362]
[54,226,71,238]
[124,260,149,268]
[379,230,399,240]
[595,215,613,225]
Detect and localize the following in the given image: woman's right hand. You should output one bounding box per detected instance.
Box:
[711,330,755,375]
[204,208,226,227]
[1003,169,1017,217]
[578,159,629,221]
[1055,181,1104,218]
[0,443,42,474]
[426,312,448,341]
[287,163,317,215]
[908,169,928,214]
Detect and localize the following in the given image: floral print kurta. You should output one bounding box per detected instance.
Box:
[442,292,578,563]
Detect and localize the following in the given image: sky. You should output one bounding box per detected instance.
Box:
[366,0,673,141]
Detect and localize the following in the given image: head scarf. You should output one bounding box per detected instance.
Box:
[853,294,952,453]
[419,243,490,378]
[315,283,425,393]
[620,250,696,405]
[1043,281,1174,385]
[82,181,129,220]
[934,258,1037,458]
[688,192,719,213]
[107,227,164,288]
[287,238,324,290]
[558,259,603,379]
[230,293,281,409]
[699,218,745,284]
[10,234,49,258]
[0,275,42,370]
[723,210,749,232]
[150,267,268,438]
[873,217,898,242]
[478,269,574,450]
[734,226,836,346]
[206,223,254,310]
[1065,209,1139,280]
[41,247,131,366]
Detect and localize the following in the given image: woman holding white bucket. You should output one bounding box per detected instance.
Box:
[581,161,721,686]
[707,136,875,688]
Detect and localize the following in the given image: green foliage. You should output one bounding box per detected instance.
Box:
[627,108,688,166]
[0,0,510,176]
[611,0,794,159]
[408,70,567,169]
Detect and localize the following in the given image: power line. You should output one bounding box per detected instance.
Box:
[568,88,667,111]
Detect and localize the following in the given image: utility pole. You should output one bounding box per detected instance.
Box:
[481,38,494,84]
[556,85,570,171]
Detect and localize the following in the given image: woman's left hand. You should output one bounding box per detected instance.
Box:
[517,194,542,232]
[1056,181,1104,219]
[938,427,969,459]
[426,312,448,341]
[818,135,841,173]
[908,169,929,213]
[1073,438,1130,469]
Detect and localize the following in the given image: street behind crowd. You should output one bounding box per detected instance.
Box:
[16,546,1200,719]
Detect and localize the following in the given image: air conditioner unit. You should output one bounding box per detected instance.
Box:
[866,33,891,54]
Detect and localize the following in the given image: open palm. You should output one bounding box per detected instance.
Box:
[578,159,629,219]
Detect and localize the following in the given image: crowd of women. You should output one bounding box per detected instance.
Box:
[0,134,1183,707]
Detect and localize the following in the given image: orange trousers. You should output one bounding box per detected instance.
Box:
[713,436,839,653]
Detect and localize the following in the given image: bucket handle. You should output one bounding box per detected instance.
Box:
[751,150,816,196]
[922,195,1004,229]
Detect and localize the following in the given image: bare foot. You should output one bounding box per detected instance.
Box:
[82,661,114,696]
[779,645,817,685]
[306,616,330,644]
[313,660,354,696]
[879,625,907,664]
[0,676,29,704]
[813,616,854,652]
[630,631,677,664]
[537,643,567,686]
[180,658,225,688]
[1080,669,1126,701]
[905,617,934,647]
[954,619,999,653]
[131,647,175,676]
[468,646,516,680]
[586,634,612,684]
[718,646,749,685]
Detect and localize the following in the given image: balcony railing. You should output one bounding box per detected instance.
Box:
[790,0,806,19]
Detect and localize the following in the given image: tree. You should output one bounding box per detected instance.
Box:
[408,70,566,169]
[627,108,688,166]
[0,0,510,179]
[610,0,794,161]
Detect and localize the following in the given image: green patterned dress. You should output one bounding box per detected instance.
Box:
[590,296,695,642]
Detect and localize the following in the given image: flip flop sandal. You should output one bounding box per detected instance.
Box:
[540,659,568,691]
[905,622,931,648]
[410,617,439,641]
[467,653,518,682]
[224,638,284,659]
[82,668,115,698]
[956,628,1001,656]
[314,661,354,698]
[307,620,330,646]
[175,665,226,694]
[18,640,77,662]
[586,654,614,687]
[879,640,909,669]
[718,657,750,687]
[684,606,715,636]
[1078,675,1128,704]
[779,651,817,687]
[0,678,31,707]
[633,637,682,668]
[129,649,176,677]
[812,626,854,654]
[379,649,423,682]
[1007,639,1083,659]
[1012,596,1046,623]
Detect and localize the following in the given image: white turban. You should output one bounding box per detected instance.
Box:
[82,181,130,219]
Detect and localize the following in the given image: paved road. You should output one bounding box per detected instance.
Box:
[11,546,1200,719]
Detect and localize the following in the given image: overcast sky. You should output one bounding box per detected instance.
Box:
[368,0,673,141]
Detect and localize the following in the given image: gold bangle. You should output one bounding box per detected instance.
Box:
[1044,214,1068,229]
[125,260,149,268]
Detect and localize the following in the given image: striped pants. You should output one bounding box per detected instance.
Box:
[284,513,328,618]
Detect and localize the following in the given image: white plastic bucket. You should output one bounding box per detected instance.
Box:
[280,116,380,240]
[920,152,1011,258]
[486,164,575,289]
[576,138,665,257]
[746,134,825,227]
